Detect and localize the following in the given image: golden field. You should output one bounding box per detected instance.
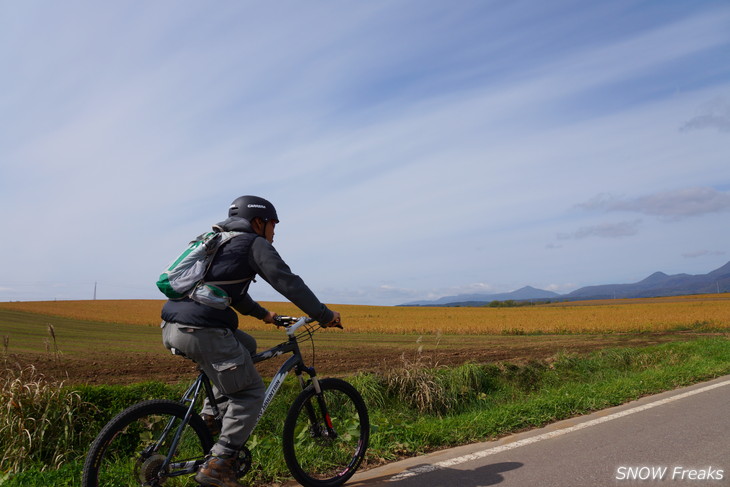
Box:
[1,294,729,334]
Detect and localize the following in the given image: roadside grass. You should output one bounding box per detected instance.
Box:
[2,337,729,486]
[361,338,730,468]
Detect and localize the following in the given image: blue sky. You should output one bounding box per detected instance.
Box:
[2,1,729,306]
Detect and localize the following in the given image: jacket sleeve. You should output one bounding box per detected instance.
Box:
[248,238,334,324]
[232,293,268,320]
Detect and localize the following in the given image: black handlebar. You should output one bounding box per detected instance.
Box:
[273,315,342,329]
[273,315,302,327]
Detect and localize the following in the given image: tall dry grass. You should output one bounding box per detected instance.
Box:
[0,365,91,473]
[382,348,496,415]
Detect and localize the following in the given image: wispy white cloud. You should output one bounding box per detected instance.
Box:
[557,220,643,240]
[578,188,730,219]
[680,96,730,133]
[682,250,727,259]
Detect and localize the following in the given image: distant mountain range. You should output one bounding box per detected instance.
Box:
[400,261,730,306]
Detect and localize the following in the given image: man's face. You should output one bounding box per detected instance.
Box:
[253,217,277,243]
[264,220,276,243]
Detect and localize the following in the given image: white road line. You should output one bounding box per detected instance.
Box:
[388,379,730,482]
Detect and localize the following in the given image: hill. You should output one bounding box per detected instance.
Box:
[566,261,730,300]
[402,286,561,306]
[401,261,730,306]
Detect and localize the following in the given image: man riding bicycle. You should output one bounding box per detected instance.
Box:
[161,195,341,487]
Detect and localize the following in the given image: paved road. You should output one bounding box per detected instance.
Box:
[349,375,730,487]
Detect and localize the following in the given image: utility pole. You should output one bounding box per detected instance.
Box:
[94,282,97,300]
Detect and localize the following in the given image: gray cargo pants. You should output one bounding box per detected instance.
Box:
[161,322,265,457]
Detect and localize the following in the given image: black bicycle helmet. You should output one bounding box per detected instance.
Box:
[228,195,279,222]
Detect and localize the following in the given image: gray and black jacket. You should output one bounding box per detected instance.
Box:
[161,217,334,330]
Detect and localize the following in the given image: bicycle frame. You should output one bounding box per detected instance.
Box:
[251,320,320,426]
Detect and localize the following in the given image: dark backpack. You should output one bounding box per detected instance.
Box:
[156,230,249,309]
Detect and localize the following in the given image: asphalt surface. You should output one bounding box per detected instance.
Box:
[348,375,730,487]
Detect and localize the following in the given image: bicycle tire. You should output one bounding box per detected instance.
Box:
[282,378,369,487]
[82,399,214,487]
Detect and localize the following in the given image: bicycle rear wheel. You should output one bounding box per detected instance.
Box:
[82,399,213,487]
[282,378,369,487]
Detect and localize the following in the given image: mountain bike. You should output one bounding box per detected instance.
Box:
[82,316,370,487]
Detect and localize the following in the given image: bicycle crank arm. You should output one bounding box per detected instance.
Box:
[166,459,205,476]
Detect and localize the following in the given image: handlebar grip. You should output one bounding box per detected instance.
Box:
[273,315,296,327]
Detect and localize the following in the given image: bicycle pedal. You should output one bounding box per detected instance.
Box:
[237,446,252,478]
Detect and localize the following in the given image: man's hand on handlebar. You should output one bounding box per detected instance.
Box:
[322,311,342,329]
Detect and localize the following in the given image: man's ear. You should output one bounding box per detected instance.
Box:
[251,218,263,235]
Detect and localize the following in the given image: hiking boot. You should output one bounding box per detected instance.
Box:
[201,413,221,437]
[194,455,243,487]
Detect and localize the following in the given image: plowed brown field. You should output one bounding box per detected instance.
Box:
[4,331,720,386]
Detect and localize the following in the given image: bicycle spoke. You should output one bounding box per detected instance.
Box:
[283,378,369,487]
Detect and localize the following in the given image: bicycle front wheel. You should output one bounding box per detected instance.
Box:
[282,378,369,487]
[82,399,214,487]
